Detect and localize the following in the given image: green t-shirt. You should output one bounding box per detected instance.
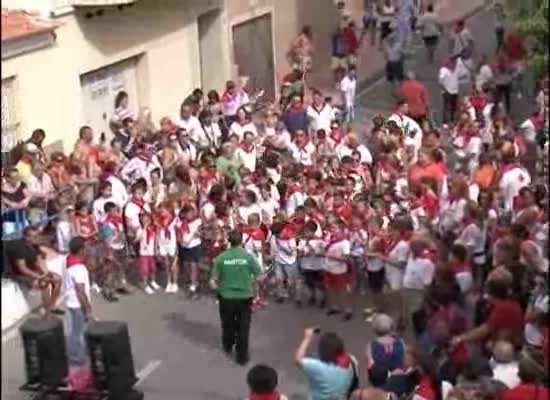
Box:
[215,155,241,181]
[211,246,261,299]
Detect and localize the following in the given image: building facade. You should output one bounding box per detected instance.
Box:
[1,0,342,152]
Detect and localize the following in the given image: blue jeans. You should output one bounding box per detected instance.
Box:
[67,308,87,366]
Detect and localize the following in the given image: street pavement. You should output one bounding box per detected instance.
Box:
[355,5,536,130]
[1,6,540,400]
[2,286,401,400]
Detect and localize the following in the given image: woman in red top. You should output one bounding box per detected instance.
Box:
[451,273,524,349]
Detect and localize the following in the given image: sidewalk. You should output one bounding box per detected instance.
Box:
[307,0,488,102]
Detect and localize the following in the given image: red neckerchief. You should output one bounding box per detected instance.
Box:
[370,233,387,253]
[459,126,477,146]
[325,229,348,250]
[137,152,151,164]
[287,182,302,196]
[470,95,486,111]
[416,376,436,400]
[420,191,439,216]
[131,197,147,212]
[386,231,413,255]
[249,392,281,400]
[105,214,123,230]
[221,90,235,103]
[179,217,199,235]
[66,254,85,269]
[241,225,266,242]
[144,224,156,245]
[335,352,352,368]
[158,214,175,239]
[279,223,297,240]
[335,203,353,222]
[240,142,255,153]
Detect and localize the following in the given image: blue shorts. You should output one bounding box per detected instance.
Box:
[179,244,203,263]
[274,261,300,281]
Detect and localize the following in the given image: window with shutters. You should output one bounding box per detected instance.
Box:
[1,77,20,153]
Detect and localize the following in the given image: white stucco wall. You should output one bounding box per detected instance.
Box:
[1,0,230,150]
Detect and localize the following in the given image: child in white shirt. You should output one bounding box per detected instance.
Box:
[297,220,326,307]
[56,206,75,254]
[136,212,158,294]
[156,202,178,293]
[270,221,298,303]
[178,205,203,295]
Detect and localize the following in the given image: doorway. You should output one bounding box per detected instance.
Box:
[231,13,275,101]
[198,9,225,92]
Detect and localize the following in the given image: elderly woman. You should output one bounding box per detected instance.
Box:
[365,314,405,386]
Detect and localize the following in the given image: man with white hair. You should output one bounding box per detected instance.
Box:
[337,133,373,165]
[491,340,521,389]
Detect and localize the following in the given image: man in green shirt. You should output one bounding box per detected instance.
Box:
[210,229,262,365]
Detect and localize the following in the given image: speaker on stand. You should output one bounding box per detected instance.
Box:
[85,321,143,400]
[19,317,69,398]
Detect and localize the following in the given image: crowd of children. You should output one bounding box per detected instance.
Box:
[2,19,549,397]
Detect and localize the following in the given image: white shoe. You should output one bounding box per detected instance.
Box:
[189,284,197,293]
[150,280,160,290]
[92,283,101,293]
[165,283,173,293]
[172,284,179,293]
[145,286,154,295]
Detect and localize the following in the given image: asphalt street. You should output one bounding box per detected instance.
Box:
[1,6,540,400]
[356,6,535,128]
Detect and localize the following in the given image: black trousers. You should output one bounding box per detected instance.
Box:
[218,296,252,360]
[442,92,458,124]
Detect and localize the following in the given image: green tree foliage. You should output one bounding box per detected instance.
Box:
[510,0,549,77]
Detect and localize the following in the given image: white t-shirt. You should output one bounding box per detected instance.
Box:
[120,156,162,186]
[157,218,178,256]
[386,240,410,290]
[307,103,334,133]
[286,191,306,217]
[337,144,373,165]
[124,201,152,232]
[238,204,262,225]
[229,121,257,140]
[439,58,470,95]
[236,147,257,172]
[64,262,90,309]
[289,142,316,166]
[524,294,549,346]
[492,362,521,389]
[28,173,54,197]
[177,116,202,143]
[107,176,128,208]
[340,76,357,107]
[136,227,157,256]
[403,256,435,290]
[324,239,351,274]
[299,238,326,271]
[179,218,202,248]
[498,166,531,212]
[271,236,297,265]
[92,196,116,223]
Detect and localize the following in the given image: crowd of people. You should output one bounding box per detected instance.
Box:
[1,1,549,399]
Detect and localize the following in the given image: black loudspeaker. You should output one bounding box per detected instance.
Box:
[20,318,68,387]
[85,321,137,399]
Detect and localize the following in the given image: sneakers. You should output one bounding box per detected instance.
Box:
[189,284,197,293]
[165,283,174,293]
[172,284,179,293]
[150,280,160,290]
[144,285,154,295]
